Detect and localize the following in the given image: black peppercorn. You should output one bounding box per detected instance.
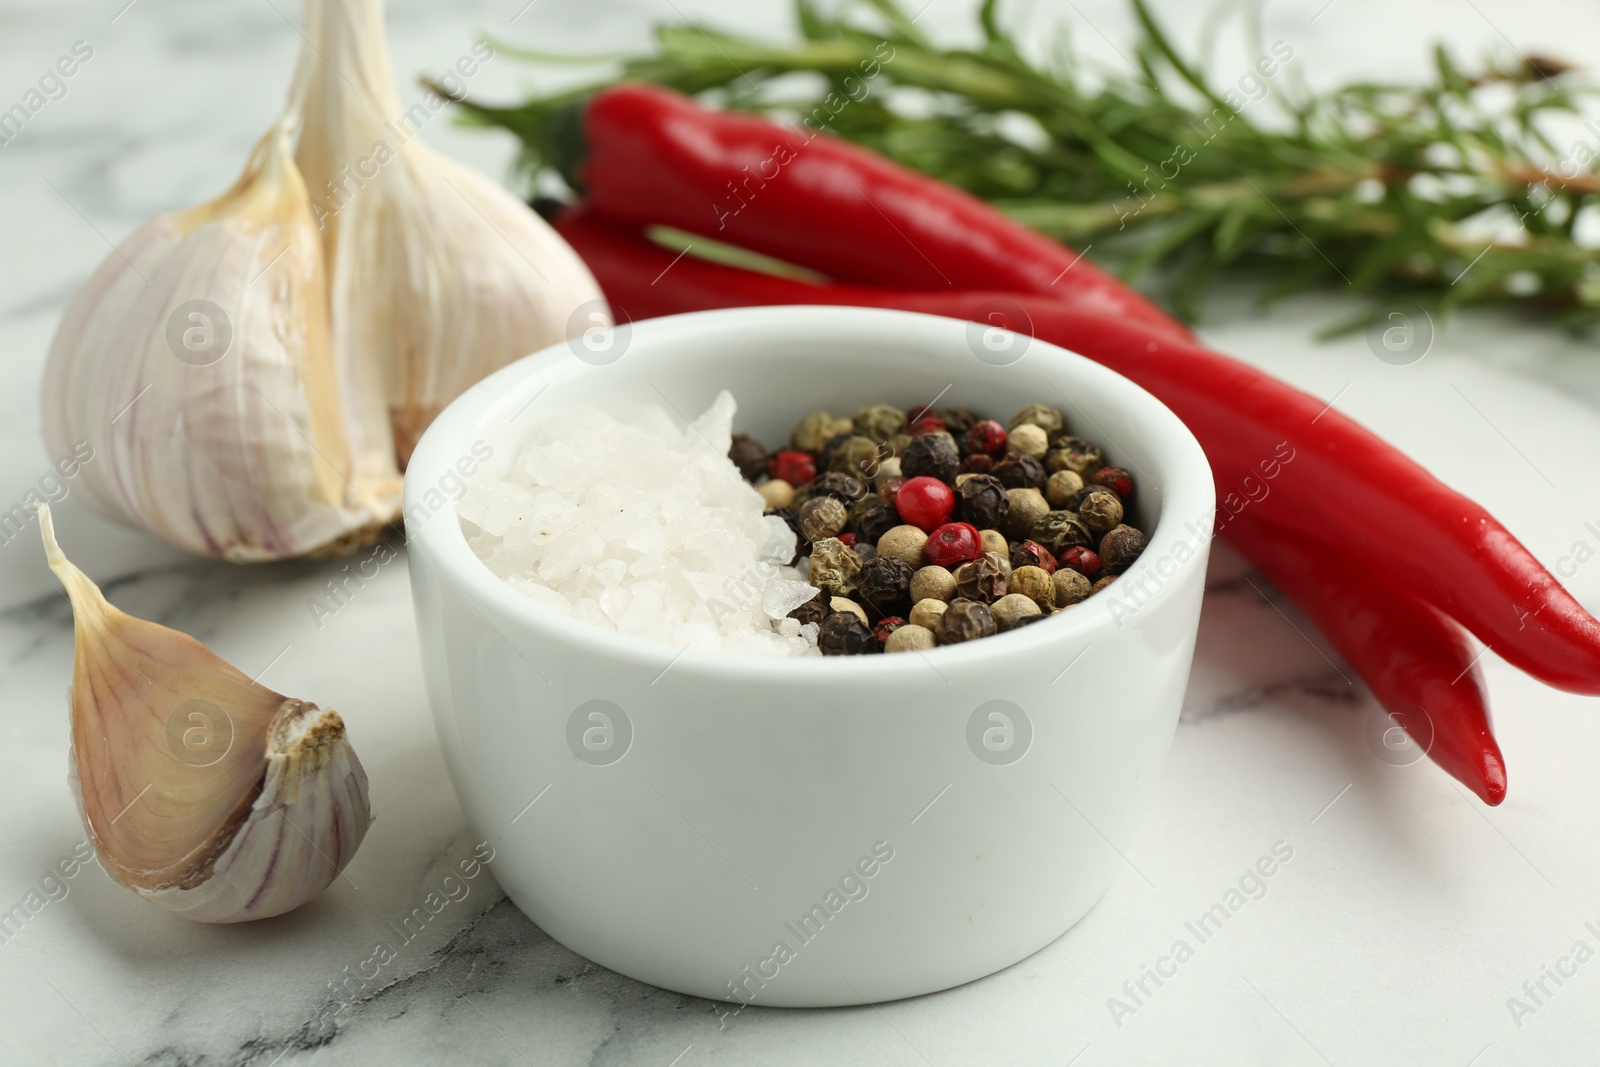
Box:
[787,592,830,628]
[935,598,996,644]
[1032,510,1095,556]
[1009,611,1050,629]
[818,612,880,655]
[941,407,979,434]
[992,451,1046,490]
[797,496,849,542]
[798,470,866,506]
[954,552,1008,603]
[955,474,1009,530]
[900,431,960,483]
[855,503,902,546]
[857,555,915,615]
[728,433,769,483]
[959,453,995,474]
[1099,525,1149,575]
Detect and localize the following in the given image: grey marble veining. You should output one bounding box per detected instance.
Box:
[5,0,1600,1064]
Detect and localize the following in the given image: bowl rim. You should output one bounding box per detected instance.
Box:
[404,305,1216,681]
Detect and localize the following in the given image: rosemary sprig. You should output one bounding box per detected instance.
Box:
[460,0,1600,330]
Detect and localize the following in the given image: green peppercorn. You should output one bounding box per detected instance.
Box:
[809,537,862,596]
[1047,435,1104,475]
[1045,469,1085,508]
[792,410,839,453]
[1099,525,1149,575]
[728,433,769,482]
[1053,568,1092,606]
[787,592,830,628]
[1032,510,1095,556]
[991,592,1042,631]
[856,555,915,615]
[797,496,848,542]
[900,431,960,483]
[992,451,1046,490]
[954,552,1008,603]
[1002,487,1050,539]
[885,434,913,459]
[818,612,880,655]
[909,565,957,604]
[1078,488,1125,536]
[830,435,884,479]
[935,599,996,644]
[1008,565,1056,612]
[1009,404,1065,434]
[955,473,1009,529]
[854,403,908,444]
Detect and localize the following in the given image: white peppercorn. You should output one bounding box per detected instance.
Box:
[909,565,957,604]
[884,624,937,653]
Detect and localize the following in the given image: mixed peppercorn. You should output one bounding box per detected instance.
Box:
[730,402,1149,655]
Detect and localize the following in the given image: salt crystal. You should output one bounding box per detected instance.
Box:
[462,390,821,656]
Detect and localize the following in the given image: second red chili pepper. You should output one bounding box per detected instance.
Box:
[553,205,1600,699]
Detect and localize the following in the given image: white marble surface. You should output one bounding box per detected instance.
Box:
[3,0,1600,1064]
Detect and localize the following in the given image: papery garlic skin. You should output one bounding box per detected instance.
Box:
[40,125,402,562]
[295,0,608,464]
[43,505,372,922]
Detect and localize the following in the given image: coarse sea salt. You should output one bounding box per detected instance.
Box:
[459,390,823,656]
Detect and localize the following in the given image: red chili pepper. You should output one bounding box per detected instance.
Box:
[548,85,1189,340]
[553,206,1600,696]
[1226,515,1506,805]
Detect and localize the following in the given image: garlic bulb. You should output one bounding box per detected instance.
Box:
[294,0,608,464]
[39,0,606,559]
[41,505,371,922]
[41,122,402,561]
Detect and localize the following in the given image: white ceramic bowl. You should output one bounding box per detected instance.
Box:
[404,306,1212,1007]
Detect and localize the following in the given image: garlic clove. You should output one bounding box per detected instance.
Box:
[42,505,371,922]
[294,0,609,465]
[40,123,402,561]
